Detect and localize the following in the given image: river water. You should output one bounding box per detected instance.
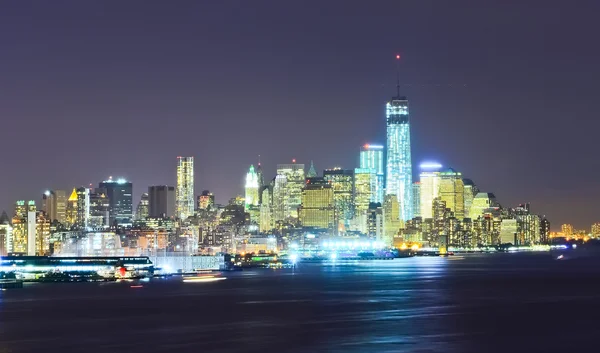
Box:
[1,252,599,352]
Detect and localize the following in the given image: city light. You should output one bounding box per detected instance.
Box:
[419,162,443,170]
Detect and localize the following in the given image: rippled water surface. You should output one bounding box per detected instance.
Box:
[2,252,600,353]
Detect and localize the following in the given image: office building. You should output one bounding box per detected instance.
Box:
[438,168,465,219]
[412,182,421,218]
[383,194,402,246]
[354,168,377,220]
[42,190,67,224]
[149,186,176,218]
[419,171,440,219]
[35,211,51,255]
[176,156,195,220]
[11,201,37,255]
[500,219,518,244]
[540,217,550,243]
[561,224,574,237]
[592,223,600,238]
[99,178,133,227]
[469,193,498,220]
[299,177,335,230]
[272,174,287,222]
[463,179,478,219]
[323,168,354,227]
[276,162,305,220]
[385,96,413,221]
[89,190,110,228]
[0,211,12,256]
[75,187,90,229]
[367,202,384,240]
[259,186,273,232]
[245,165,260,209]
[66,188,78,228]
[359,144,385,203]
[135,193,149,220]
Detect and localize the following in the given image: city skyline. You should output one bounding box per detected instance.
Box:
[1,1,599,229]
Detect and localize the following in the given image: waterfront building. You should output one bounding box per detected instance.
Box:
[592,223,600,238]
[0,211,12,256]
[419,171,440,219]
[89,190,110,228]
[245,165,260,209]
[35,211,51,255]
[42,190,67,224]
[353,168,376,233]
[561,224,574,237]
[11,201,37,255]
[259,187,273,233]
[65,188,78,228]
[75,187,90,229]
[385,96,413,221]
[98,178,133,227]
[135,193,149,220]
[463,179,478,219]
[367,203,383,240]
[299,177,335,230]
[176,156,195,220]
[540,217,551,243]
[272,174,288,222]
[276,162,305,220]
[197,190,214,211]
[359,144,385,203]
[438,168,465,219]
[382,194,402,246]
[323,168,354,227]
[412,182,421,218]
[500,219,518,244]
[148,186,176,218]
[469,193,498,220]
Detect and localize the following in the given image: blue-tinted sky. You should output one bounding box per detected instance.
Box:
[1,0,599,230]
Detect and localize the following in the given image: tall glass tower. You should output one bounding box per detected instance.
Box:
[359,144,384,203]
[176,156,195,220]
[385,96,413,221]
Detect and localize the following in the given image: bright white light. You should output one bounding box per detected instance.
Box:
[572,244,577,249]
[330,253,337,260]
[419,162,442,170]
[306,233,315,239]
[290,254,298,263]
[183,277,226,283]
[117,178,127,184]
[44,190,51,196]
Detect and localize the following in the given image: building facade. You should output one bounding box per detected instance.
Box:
[385,96,413,221]
[438,168,465,219]
[42,190,67,224]
[245,165,260,209]
[323,168,354,228]
[176,156,195,220]
[359,144,385,203]
[419,171,440,219]
[299,177,335,230]
[98,178,133,227]
[276,163,305,220]
[148,185,176,218]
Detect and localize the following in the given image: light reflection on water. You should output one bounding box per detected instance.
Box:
[1,253,600,352]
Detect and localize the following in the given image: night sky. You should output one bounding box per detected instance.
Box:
[1,1,599,230]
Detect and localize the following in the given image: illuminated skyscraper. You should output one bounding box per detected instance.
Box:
[299,177,335,230]
[383,194,402,246]
[66,188,78,227]
[245,165,260,209]
[463,179,478,219]
[11,201,37,255]
[89,190,110,228]
[135,193,149,220]
[385,96,412,221]
[323,168,354,228]
[42,190,67,224]
[419,171,440,219]
[276,162,305,220]
[75,187,90,229]
[561,224,574,236]
[469,193,498,220]
[149,185,176,218]
[259,186,273,232]
[359,144,384,203]
[592,223,600,237]
[412,182,421,218]
[0,211,12,255]
[438,168,465,219]
[353,168,376,217]
[176,156,195,220]
[99,178,133,227]
[540,217,550,243]
[272,174,288,222]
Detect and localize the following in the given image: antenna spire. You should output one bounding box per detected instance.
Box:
[258,154,261,166]
[395,54,401,98]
